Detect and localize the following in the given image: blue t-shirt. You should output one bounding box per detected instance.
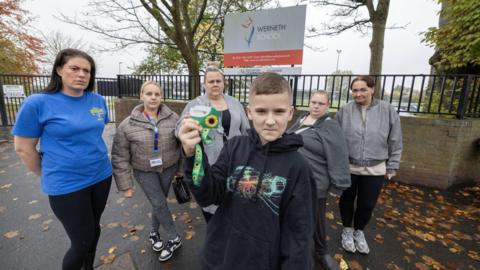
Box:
[12,91,113,195]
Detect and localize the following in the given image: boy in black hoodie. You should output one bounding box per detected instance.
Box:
[178,72,316,270]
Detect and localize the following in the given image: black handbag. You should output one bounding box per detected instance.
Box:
[172,176,191,204]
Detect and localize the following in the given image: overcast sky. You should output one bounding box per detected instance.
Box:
[25,0,440,77]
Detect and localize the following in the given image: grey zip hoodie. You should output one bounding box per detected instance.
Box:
[288,113,351,198]
[335,99,403,171]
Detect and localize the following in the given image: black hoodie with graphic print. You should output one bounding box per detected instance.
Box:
[184,129,316,270]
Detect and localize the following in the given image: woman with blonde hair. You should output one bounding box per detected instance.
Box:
[112,81,182,262]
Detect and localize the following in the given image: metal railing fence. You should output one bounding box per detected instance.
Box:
[1,73,479,126]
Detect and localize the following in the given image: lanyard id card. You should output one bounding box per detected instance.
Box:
[149,156,163,167]
[145,111,163,167]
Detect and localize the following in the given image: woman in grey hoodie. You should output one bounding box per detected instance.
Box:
[336,76,403,255]
[288,90,350,270]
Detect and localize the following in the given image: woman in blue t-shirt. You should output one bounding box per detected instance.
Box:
[12,49,112,270]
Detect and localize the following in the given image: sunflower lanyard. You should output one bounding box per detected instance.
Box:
[189,105,220,187]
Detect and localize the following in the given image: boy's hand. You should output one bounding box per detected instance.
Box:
[179,118,202,157]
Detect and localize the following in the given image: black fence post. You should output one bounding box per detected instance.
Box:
[117,75,123,98]
[291,76,298,108]
[456,75,472,119]
[0,85,8,126]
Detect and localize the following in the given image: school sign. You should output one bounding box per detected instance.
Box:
[224,5,307,67]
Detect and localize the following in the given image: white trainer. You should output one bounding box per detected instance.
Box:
[341,227,356,253]
[353,230,370,254]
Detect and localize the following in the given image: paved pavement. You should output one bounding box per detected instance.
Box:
[1,124,479,270]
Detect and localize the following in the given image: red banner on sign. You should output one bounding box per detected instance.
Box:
[224,49,303,67]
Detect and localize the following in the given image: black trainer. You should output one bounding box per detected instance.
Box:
[158,235,182,262]
[149,231,164,251]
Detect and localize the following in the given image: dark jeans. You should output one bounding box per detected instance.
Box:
[49,176,112,270]
[339,174,384,230]
[313,198,328,255]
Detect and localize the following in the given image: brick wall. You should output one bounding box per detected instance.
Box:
[116,98,480,189]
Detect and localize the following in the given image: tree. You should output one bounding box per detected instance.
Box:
[308,0,391,97]
[0,0,44,74]
[134,45,184,74]
[40,30,96,74]
[326,69,353,105]
[423,0,480,74]
[60,0,273,96]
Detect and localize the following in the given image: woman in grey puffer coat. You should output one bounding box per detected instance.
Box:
[111,81,182,262]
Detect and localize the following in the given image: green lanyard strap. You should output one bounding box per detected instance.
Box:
[192,129,213,186]
[190,106,220,187]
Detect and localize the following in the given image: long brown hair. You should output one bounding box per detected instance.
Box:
[44,49,96,93]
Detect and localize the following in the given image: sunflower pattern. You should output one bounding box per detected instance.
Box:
[204,114,219,128]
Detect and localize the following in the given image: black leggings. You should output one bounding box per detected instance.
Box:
[49,177,112,270]
[339,174,384,230]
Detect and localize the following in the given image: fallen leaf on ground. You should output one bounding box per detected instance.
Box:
[185,230,195,240]
[116,197,125,204]
[119,221,130,228]
[374,234,384,244]
[405,248,416,255]
[108,245,117,254]
[4,230,19,238]
[189,202,198,209]
[325,212,335,220]
[100,254,116,264]
[42,226,49,232]
[129,235,139,241]
[387,262,402,269]
[134,224,144,231]
[42,219,53,226]
[467,250,480,261]
[28,200,39,204]
[414,262,429,270]
[0,183,12,189]
[449,247,459,253]
[28,214,41,220]
[106,222,119,229]
[141,249,146,254]
[348,259,362,270]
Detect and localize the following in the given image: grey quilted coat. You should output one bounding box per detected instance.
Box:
[111,104,181,191]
